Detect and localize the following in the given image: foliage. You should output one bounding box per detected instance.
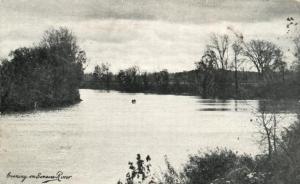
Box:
[82,66,298,100]
[119,115,300,184]
[208,34,230,70]
[92,62,113,89]
[182,149,253,184]
[117,66,142,92]
[0,27,85,112]
[294,34,300,97]
[81,30,300,100]
[195,49,218,98]
[270,115,300,184]
[158,155,185,184]
[243,40,285,80]
[118,154,156,184]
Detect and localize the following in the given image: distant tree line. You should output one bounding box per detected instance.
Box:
[82,20,300,99]
[0,27,86,112]
[82,30,300,99]
[83,65,174,94]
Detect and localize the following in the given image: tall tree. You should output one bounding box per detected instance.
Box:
[207,34,231,97]
[294,35,300,81]
[232,41,244,97]
[208,34,230,70]
[93,62,112,89]
[196,49,218,98]
[40,27,85,102]
[243,40,284,79]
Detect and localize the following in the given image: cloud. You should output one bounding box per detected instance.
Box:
[1,0,300,23]
[65,19,295,72]
[0,0,299,72]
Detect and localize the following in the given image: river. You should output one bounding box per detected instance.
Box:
[0,89,297,184]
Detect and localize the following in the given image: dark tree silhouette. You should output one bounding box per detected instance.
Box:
[93,62,112,89]
[232,41,244,98]
[196,49,218,98]
[243,40,284,79]
[0,27,86,112]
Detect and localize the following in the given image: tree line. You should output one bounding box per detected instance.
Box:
[0,27,86,112]
[82,30,300,99]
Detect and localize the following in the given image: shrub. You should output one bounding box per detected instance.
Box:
[183,149,240,184]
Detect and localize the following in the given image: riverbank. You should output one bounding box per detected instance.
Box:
[81,69,299,100]
[0,98,82,114]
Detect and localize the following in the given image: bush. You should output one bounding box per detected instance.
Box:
[118,154,156,184]
[270,115,300,184]
[182,149,256,184]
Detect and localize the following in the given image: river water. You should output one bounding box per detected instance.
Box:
[0,89,297,184]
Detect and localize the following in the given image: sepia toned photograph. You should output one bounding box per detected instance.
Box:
[1,0,300,183]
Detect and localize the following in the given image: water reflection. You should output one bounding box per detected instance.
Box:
[198,99,230,104]
[197,98,255,112]
[198,108,231,111]
[258,100,300,113]
[196,98,299,113]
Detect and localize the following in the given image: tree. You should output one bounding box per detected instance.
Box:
[208,34,230,70]
[93,62,112,89]
[0,27,85,112]
[141,72,150,91]
[274,115,300,184]
[196,49,218,98]
[253,102,281,160]
[232,41,244,98]
[274,59,287,82]
[207,34,232,97]
[40,27,85,103]
[270,48,286,81]
[294,35,300,63]
[243,40,284,79]
[0,58,12,112]
[294,35,300,95]
[153,70,170,93]
[117,66,141,92]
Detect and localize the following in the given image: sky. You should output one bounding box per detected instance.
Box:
[0,0,300,73]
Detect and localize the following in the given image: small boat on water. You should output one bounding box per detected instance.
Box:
[131,99,136,104]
